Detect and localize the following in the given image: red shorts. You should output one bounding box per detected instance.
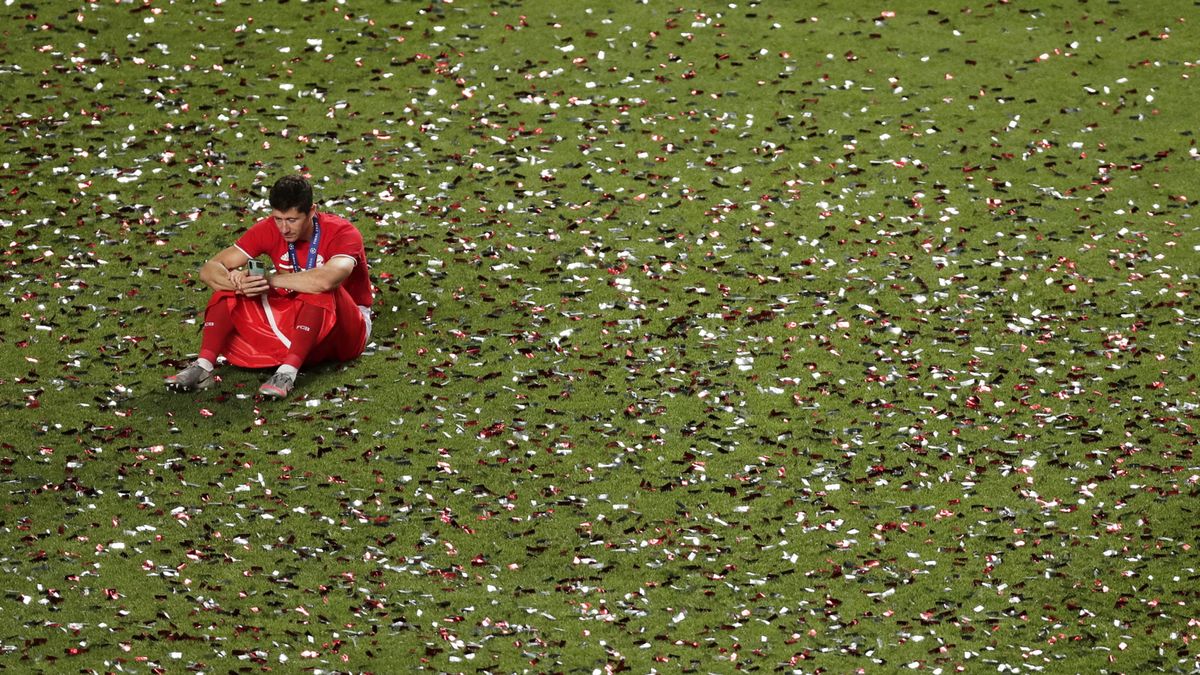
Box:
[206,288,369,368]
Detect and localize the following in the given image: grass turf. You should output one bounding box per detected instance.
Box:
[1,0,1199,672]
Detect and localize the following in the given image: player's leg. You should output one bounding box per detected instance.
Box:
[258,302,329,398]
[167,294,238,392]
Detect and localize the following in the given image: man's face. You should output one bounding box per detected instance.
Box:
[272,206,315,243]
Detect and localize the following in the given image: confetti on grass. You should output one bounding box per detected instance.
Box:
[0,1,1198,673]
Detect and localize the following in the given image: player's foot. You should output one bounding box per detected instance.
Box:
[258,371,296,399]
[166,363,214,392]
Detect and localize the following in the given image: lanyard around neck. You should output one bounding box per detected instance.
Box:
[287,215,321,271]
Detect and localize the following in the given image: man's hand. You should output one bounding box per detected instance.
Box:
[234,270,271,297]
[220,265,270,294]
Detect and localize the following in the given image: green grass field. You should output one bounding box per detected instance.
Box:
[2,0,1199,672]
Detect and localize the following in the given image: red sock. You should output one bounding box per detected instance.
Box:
[283,303,328,369]
[198,299,236,364]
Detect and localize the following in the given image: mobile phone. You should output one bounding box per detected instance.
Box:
[246,258,265,275]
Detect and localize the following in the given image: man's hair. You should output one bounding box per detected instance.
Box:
[269,175,314,213]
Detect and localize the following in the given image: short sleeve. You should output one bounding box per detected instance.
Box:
[322,219,364,265]
[234,218,278,258]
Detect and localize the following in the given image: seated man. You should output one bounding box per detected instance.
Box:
[166,175,374,398]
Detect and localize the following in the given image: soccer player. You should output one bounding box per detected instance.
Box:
[166,175,373,398]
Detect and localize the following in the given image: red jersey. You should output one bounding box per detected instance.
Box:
[235,212,373,307]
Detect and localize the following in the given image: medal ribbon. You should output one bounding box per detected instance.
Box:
[287,215,321,271]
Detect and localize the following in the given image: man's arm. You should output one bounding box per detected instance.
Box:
[267,255,356,295]
[199,246,253,293]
